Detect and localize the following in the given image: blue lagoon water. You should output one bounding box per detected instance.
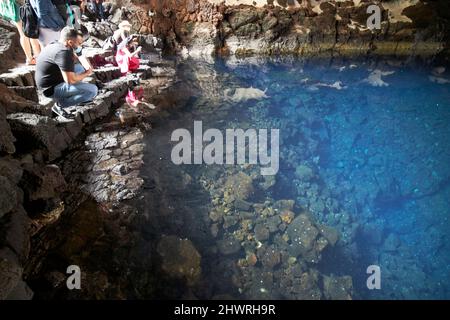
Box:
[139,57,450,299]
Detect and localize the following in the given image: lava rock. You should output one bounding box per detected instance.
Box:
[322,275,353,300]
[295,164,314,181]
[156,235,202,286]
[217,237,241,255]
[0,248,22,300]
[254,224,270,241]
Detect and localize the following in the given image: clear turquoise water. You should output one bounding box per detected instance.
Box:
[140,57,450,299]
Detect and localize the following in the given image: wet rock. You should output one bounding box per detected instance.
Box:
[209,208,224,223]
[157,235,202,286]
[318,224,340,246]
[223,215,238,229]
[254,224,270,241]
[383,233,401,252]
[224,172,254,201]
[285,213,330,263]
[210,223,219,238]
[361,225,384,245]
[273,199,295,212]
[266,215,281,233]
[57,201,105,260]
[295,164,314,181]
[257,246,281,269]
[239,210,255,219]
[0,248,22,300]
[262,15,278,32]
[0,176,19,218]
[259,174,276,190]
[217,237,241,255]
[234,198,252,211]
[183,22,221,60]
[235,23,261,37]
[228,9,259,30]
[309,198,325,214]
[279,210,294,224]
[286,214,319,253]
[149,0,450,58]
[322,275,353,300]
[290,270,322,300]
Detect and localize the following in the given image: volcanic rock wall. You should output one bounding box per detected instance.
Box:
[145,0,450,60]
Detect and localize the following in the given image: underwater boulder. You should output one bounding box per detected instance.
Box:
[217,236,241,255]
[286,213,330,263]
[322,275,353,300]
[156,235,202,286]
[295,164,315,181]
[224,172,255,201]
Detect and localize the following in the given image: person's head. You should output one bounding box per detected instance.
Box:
[119,21,132,33]
[60,27,84,51]
[129,36,139,48]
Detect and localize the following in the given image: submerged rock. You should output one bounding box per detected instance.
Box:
[157,235,202,286]
[257,246,281,269]
[295,164,314,181]
[224,172,254,201]
[224,87,268,102]
[254,224,270,242]
[290,270,322,300]
[383,233,401,252]
[322,275,353,300]
[217,237,241,255]
[286,214,331,263]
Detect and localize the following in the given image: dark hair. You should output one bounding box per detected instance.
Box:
[60,27,83,42]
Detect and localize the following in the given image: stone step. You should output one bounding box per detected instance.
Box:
[93,66,121,82]
[8,86,39,102]
[0,66,35,87]
[38,95,54,109]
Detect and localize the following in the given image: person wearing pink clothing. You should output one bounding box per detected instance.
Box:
[115,36,140,75]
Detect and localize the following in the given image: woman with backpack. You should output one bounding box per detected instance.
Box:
[29,0,66,46]
[0,0,41,64]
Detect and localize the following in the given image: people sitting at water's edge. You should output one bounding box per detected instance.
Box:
[103,20,131,53]
[0,0,41,64]
[30,0,66,46]
[35,26,98,119]
[115,35,141,75]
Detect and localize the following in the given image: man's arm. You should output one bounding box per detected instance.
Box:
[61,68,93,84]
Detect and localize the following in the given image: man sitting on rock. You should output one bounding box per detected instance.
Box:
[35,27,98,119]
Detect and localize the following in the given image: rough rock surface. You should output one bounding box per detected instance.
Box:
[156,235,202,286]
[146,0,450,60]
[0,20,168,298]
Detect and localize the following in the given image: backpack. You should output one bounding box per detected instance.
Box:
[19,0,39,39]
